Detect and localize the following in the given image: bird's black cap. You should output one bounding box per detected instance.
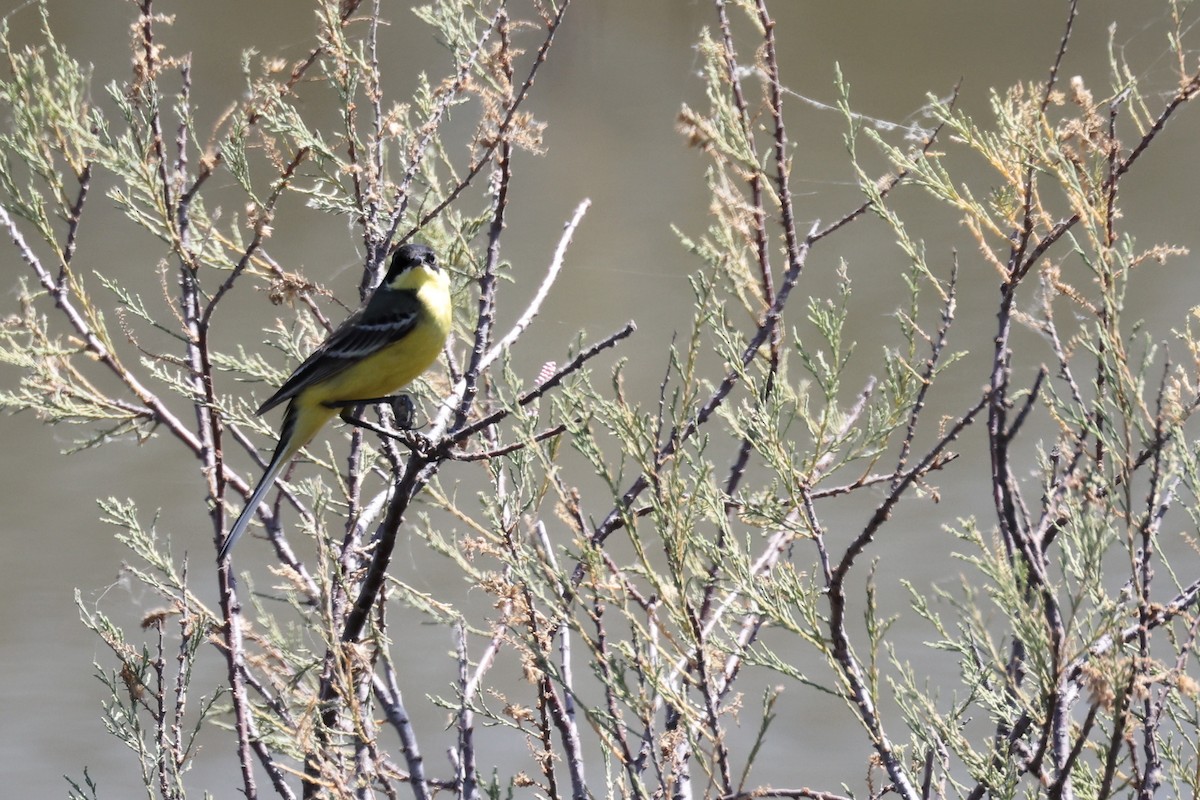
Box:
[386,243,438,281]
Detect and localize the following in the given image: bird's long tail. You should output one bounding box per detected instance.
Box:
[218,405,307,562]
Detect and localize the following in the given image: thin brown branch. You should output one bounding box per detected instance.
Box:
[449,422,567,461]
[447,319,634,445]
[381,5,510,258]
[827,391,990,800]
[406,0,573,240]
[584,219,819,569]
[1,204,205,456]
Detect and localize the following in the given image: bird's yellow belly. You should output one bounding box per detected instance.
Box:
[309,325,446,408]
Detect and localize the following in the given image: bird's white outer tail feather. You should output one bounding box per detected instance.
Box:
[219,453,289,561]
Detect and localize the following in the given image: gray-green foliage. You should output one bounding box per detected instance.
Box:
[3,1,1200,799]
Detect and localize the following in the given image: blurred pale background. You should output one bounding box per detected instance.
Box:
[0,1,1196,797]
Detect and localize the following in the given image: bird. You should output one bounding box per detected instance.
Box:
[218,242,452,561]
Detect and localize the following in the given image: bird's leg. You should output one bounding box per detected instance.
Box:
[331,395,418,440]
[336,404,396,439]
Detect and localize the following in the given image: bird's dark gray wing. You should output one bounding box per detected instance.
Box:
[256,289,422,415]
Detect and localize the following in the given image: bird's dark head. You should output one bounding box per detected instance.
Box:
[381,243,445,293]
[384,243,438,284]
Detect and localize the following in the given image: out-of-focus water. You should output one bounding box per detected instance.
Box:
[1,1,1196,797]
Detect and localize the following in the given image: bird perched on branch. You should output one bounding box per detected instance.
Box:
[219,243,452,561]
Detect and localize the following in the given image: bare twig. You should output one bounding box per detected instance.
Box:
[535,522,587,799]
[376,662,434,796]
[406,0,574,240]
[453,620,480,800]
